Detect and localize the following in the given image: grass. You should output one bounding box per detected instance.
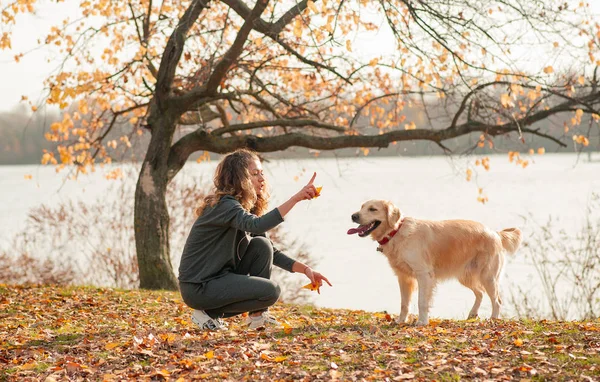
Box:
[1,284,599,381]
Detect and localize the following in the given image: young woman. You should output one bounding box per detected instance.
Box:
[178,149,332,330]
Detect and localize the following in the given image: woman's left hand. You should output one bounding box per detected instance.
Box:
[304,267,332,294]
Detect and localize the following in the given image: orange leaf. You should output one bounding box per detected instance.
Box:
[514,338,523,347]
[282,322,293,334]
[313,186,323,198]
[155,369,170,377]
[204,350,214,359]
[19,362,37,370]
[302,282,320,291]
[105,342,120,350]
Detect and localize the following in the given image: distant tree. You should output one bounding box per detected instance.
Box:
[2,0,600,289]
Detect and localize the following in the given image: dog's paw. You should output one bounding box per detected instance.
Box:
[415,320,429,326]
[395,316,408,325]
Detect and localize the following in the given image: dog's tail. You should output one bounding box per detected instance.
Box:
[498,227,522,255]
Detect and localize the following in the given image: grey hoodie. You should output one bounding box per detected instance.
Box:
[178,195,295,284]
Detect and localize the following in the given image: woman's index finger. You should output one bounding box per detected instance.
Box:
[307,172,317,185]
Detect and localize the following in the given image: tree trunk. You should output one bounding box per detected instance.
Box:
[134,114,179,290]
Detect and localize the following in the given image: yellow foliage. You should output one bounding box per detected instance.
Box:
[500,93,513,108]
[307,0,318,13]
[572,135,590,146]
[0,32,11,50]
[477,187,488,204]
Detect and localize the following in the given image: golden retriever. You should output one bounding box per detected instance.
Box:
[348,200,522,326]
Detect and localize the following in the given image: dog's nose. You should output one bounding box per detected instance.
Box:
[351,213,359,223]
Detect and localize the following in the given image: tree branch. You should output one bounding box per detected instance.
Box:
[220,0,350,83]
[204,0,270,94]
[166,95,600,180]
[211,118,347,136]
[154,0,209,104]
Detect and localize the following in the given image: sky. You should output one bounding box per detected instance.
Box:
[0,1,598,113]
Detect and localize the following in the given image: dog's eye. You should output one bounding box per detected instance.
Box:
[368,207,377,212]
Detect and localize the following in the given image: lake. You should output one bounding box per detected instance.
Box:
[1,153,599,320]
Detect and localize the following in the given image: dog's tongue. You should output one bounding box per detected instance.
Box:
[347,227,360,235]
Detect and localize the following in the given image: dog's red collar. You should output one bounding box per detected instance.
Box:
[377,218,404,246]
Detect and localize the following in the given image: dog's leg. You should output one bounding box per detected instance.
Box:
[482,276,501,319]
[468,288,484,319]
[459,276,483,319]
[415,271,434,326]
[396,275,416,323]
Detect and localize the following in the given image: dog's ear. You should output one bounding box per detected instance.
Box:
[385,201,400,228]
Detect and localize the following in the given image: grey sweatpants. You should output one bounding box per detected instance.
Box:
[179,236,282,319]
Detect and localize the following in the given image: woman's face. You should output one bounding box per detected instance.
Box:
[247,158,265,197]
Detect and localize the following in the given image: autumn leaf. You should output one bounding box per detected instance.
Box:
[307,0,318,13]
[204,350,214,359]
[543,66,554,74]
[313,186,323,198]
[154,369,170,378]
[282,322,293,334]
[500,93,513,108]
[465,168,472,181]
[514,338,524,347]
[19,362,37,370]
[302,282,321,291]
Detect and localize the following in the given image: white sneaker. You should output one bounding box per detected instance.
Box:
[191,310,226,331]
[244,312,281,329]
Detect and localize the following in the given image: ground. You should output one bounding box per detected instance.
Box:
[1,285,599,381]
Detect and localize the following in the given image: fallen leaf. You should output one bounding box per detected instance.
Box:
[394,373,415,380]
[514,338,524,347]
[282,322,293,334]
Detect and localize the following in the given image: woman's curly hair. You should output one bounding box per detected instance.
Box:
[195,149,270,217]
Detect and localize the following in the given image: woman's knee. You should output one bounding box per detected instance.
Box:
[262,280,281,304]
[249,236,273,258]
[179,282,203,310]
